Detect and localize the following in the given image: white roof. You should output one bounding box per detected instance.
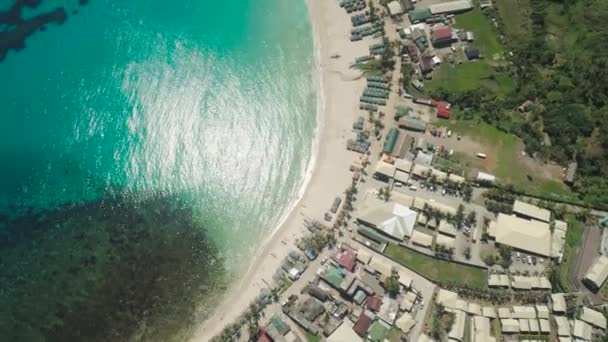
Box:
[417,215,438,228]
[436,289,461,311]
[374,161,396,178]
[429,0,473,14]
[467,303,482,316]
[482,306,496,318]
[387,1,404,15]
[448,173,465,184]
[358,202,418,240]
[394,169,410,184]
[493,214,552,257]
[427,200,457,215]
[476,171,495,182]
[552,293,567,313]
[489,274,510,287]
[539,319,551,333]
[500,319,519,333]
[511,276,533,290]
[327,320,363,342]
[559,338,572,342]
[529,319,540,333]
[411,230,433,248]
[369,257,393,277]
[513,200,551,222]
[472,316,492,341]
[498,307,512,318]
[356,249,372,265]
[554,219,568,232]
[412,164,430,177]
[401,298,414,312]
[412,197,428,211]
[418,333,436,342]
[395,158,412,172]
[555,316,571,336]
[536,305,550,319]
[397,269,414,288]
[512,306,537,319]
[519,319,530,332]
[438,221,457,236]
[448,309,466,341]
[432,56,441,65]
[436,233,456,249]
[584,255,608,289]
[573,320,592,340]
[395,313,416,333]
[580,307,607,329]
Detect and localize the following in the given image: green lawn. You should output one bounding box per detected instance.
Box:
[454,1,504,59]
[556,216,584,291]
[384,243,487,289]
[386,327,403,342]
[426,62,514,95]
[305,333,321,342]
[443,120,577,202]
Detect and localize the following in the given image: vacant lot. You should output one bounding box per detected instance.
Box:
[496,0,532,43]
[384,243,487,289]
[454,2,504,59]
[443,120,577,202]
[426,62,514,95]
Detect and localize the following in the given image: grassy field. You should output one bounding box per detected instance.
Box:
[443,120,577,202]
[384,243,487,289]
[426,62,514,95]
[454,2,504,59]
[305,333,321,342]
[556,216,585,291]
[495,0,532,43]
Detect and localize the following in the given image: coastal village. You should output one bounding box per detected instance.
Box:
[210,0,608,341]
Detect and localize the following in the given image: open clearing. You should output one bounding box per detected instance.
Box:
[384,243,487,289]
[426,62,514,95]
[453,1,504,59]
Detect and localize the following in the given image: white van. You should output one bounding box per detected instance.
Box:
[409,185,418,191]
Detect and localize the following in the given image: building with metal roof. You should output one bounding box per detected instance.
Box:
[408,8,433,23]
[438,221,457,237]
[357,202,418,240]
[383,128,400,155]
[512,200,551,222]
[368,320,389,342]
[398,117,427,132]
[536,305,550,319]
[519,319,530,333]
[356,248,372,265]
[583,255,608,291]
[555,315,571,336]
[369,257,393,277]
[411,163,430,179]
[448,309,466,341]
[395,313,415,334]
[436,233,455,249]
[498,307,512,319]
[488,274,510,288]
[387,1,404,16]
[501,319,519,333]
[353,312,373,337]
[429,0,473,14]
[373,161,396,182]
[327,320,363,342]
[580,307,607,329]
[467,303,482,316]
[476,171,496,183]
[552,293,567,313]
[482,306,497,318]
[493,213,552,257]
[512,306,537,319]
[539,318,551,334]
[573,320,592,341]
[411,230,433,248]
[397,269,413,288]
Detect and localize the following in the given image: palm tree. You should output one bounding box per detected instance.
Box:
[383,185,392,201]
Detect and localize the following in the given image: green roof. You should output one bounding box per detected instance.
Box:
[383,128,400,154]
[400,118,426,132]
[358,227,389,244]
[322,266,345,288]
[270,315,290,335]
[408,8,432,22]
[368,321,389,342]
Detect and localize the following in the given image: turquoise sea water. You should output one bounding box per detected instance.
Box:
[0,0,316,339]
[1,0,315,262]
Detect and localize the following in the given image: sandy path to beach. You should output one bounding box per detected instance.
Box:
[190,0,370,340]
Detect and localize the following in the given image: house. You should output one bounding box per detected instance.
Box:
[338,249,357,272]
[357,202,419,240]
[353,312,373,337]
[518,100,533,112]
[327,321,363,342]
[429,0,473,15]
[489,213,552,257]
[512,200,551,222]
[419,56,434,75]
[431,27,454,47]
[551,293,567,313]
[436,101,451,118]
[398,117,427,132]
[411,230,433,248]
[584,255,608,292]
[465,46,480,60]
[387,1,404,16]
[408,8,433,23]
[580,307,607,329]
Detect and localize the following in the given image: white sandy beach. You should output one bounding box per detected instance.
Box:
[191,0,370,340]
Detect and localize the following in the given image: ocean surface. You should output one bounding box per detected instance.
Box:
[0,0,316,339]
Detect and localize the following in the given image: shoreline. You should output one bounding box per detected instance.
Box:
[190,0,369,339]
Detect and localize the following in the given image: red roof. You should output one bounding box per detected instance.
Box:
[432,27,452,40]
[257,329,273,342]
[338,250,357,272]
[366,296,383,311]
[353,313,373,336]
[437,101,451,118]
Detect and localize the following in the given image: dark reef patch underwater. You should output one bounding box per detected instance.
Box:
[0,194,227,342]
